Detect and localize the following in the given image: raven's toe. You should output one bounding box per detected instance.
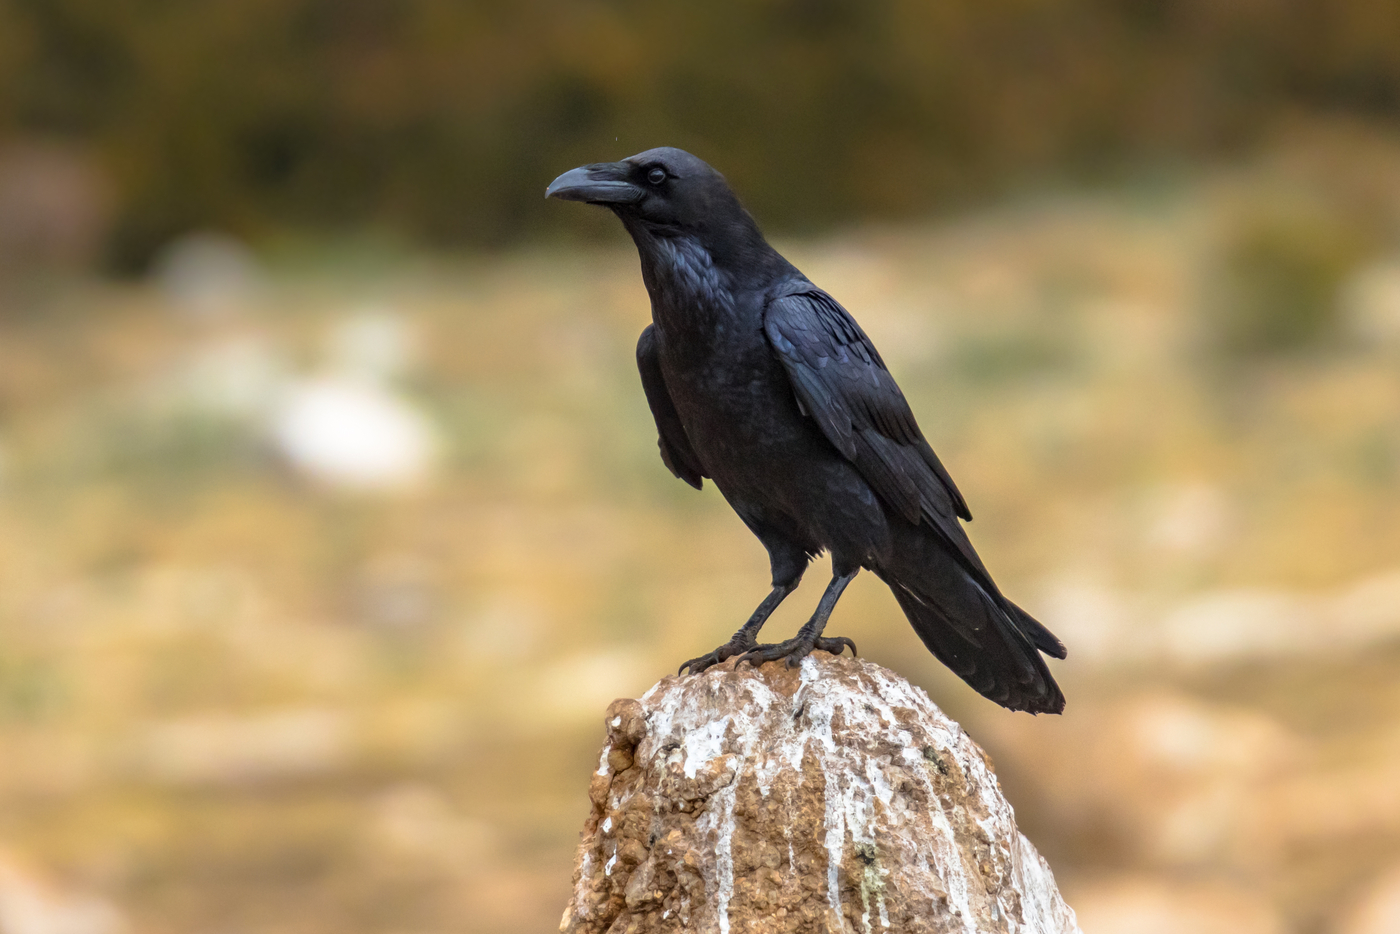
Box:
[737,632,857,670]
[735,638,803,669]
[814,635,858,658]
[678,636,755,675]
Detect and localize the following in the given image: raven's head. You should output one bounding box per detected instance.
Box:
[546,147,759,244]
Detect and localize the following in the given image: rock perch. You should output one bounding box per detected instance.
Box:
[560,654,1080,934]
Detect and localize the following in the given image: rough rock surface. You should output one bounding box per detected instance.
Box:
[560,653,1080,934]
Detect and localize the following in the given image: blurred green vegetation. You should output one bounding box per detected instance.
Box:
[4,0,1400,269]
[1211,197,1377,357]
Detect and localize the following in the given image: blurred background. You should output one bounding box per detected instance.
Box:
[2,2,1400,932]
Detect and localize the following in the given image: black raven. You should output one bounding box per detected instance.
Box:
[547,148,1066,713]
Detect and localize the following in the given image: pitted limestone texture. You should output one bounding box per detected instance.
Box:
[560,653,1080,934]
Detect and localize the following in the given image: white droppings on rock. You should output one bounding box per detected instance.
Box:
[708,779,737,934]
[595,747,610,778]
[561,654,1081,934]
[824,755,847,921]
[573,848,594,923]
[682,716,731,779]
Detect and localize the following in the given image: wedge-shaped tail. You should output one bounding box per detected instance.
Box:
[877,523,1065,714]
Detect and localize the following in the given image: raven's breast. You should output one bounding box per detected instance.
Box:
[658,325,890,564]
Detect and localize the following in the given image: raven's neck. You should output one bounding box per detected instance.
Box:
[639,234,735,328]
[622,219,796,338]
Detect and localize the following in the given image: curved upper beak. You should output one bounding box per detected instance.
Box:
[545,163,644,205]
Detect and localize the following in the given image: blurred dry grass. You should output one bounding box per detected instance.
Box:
[3,125,1400,933]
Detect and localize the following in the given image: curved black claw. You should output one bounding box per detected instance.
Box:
[815,635,858,658]
[678,637,756,675]
[738,633,858,670]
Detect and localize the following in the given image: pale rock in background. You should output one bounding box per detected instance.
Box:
[159,334,288,420]
[0,853,125,934]
[1160,569,1400,665]
[457,594,546,663]
[1070,877,1282,934]
[272,378,438,490]
[1033,574,1138,664]
[138,707,353,786]
[328,308,419,382]
[272,310,441,492]
[1142,482,1233,558]
[1035,566,1400,667]
[152,232,264,322]
[1336,863,1400,934]
[529,649,652,726]
[1342,260,1400,347]
[367,782,495,872]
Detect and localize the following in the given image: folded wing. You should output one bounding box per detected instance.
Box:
[763,288,973,537]
[637,324,707,489]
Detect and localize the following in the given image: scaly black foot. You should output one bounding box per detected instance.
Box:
[738,633,858,670]
[678,635,757,675]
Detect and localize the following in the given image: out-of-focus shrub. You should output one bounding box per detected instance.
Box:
[5,0,1400,269]
[1209,199,1374,357]
[951,328,1079,384]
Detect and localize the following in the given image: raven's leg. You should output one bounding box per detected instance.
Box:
[738,568,860,669]
[678,581,799,674]
[678,536,808,675]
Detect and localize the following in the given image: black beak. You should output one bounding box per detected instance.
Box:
[545,163,644,205]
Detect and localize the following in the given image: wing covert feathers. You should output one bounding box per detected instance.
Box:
[763,289,971,524]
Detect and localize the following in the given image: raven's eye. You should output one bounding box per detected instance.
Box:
[647,167,667,186]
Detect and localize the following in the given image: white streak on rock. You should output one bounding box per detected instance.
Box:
[683,717,730,779]
[596,746,610,777]
[713,781,736,934]
[574,848,593,920]
[824,754,846,919]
